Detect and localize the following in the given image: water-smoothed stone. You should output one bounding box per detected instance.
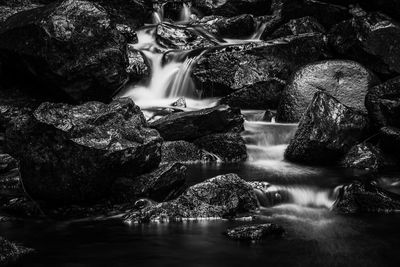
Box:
[332,181,400,213]
[285,92,369,165]
[277,60,379,122]
[123,173,259,223]
[194,133,247,162]
[192,33,329,97]
[225,223,284,241]
[150,105,244,141]
[161,141,205,163]
[365,76,400,130]
[269,16,325,39]
[192,0,272,17]
[0,237,33,265]
[341,143,383,172]
[156,23,217,50]
[0,0,129,103]
[330,11,400,77]
[4,98,163,204]
[196,14,256,38]
[112,163,187,203]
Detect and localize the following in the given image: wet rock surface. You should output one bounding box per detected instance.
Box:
[123,173,259,223]
[285,92,369,165]
[4,98,162,204]
[0,236,33,265]
[277,60,379,122]
[195,14,256,38]
[269,16,325,39]
[161,141,205,164]
[192,0,271,17]
[127,46,150,82]
[225,223,285,241]
[341,143,383,172]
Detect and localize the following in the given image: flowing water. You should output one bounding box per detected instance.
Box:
[2,3,400,267]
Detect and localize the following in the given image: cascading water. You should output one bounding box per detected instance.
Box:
[180,2,192,22]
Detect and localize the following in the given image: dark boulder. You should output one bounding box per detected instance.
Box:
[277,60,379,122]
[196,14,256,38]
[269,16,325,39]
[194,133,248,162]
[225,223,284,241]
[330,11,400,77]
[192,33,329,97]
[192,0,271,17]
[332,181,400,213]
[127,45,150,83]
[123,173,259,223]
[0,237,33,265]
[4,98,162,204]
[341,143,383,172]
[112,163,187,203]
[365,76,400,130]
[150,105,244,141]
[0,154,17,174]
[285,92,369,165]
[161,141,205,164]
[0,0,129,103]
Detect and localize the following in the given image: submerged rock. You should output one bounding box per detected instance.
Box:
[150,105,244,141]
[124,173,259,223]
[112,163,187,203]
[285,92,369,165]
[225,223,285,241]
[332,181,400,213]
[341,143,383,172]
[191,33,328,97]
[0,237,33,265]
[5,98,162,204]
[0,0,129,103]
[277,60,379,122]
[161,141,205,164]
[269,16,325,39]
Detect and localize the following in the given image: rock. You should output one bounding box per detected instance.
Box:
[285,92,369,165]
[330,11,400,77]
[4,98,163,204]
[156,23,217,50]
[380,127,400,156]
[251,182,290,207]
[225,223,284,241]
[0,2,42,24]
[220,80,285,110]
[112,163,187,203]
[194,133,247,162]
[263,109,276,122]
[171,98,187,108]
[269,16,325,39]
[123,173,259,223]
[192,33,329,97]
[277,60,379,122]
[341,143,383,172]
[365,76,400,130]
[161,141,206,163]
[196,14,256,38]
[150,105,244,141]
[127,45,150,83]
[192,0,271,17]
[115,24,138,44]
[332,181,400,213]
[0,237,33,265]
[0,154,17,174]
[0,0,129,103]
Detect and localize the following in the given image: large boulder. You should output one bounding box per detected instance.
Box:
[277,60,379,122]
[191,33,329,97]
[192,0,271,17]
[0,0,129,103]
[123,173,259,223]
[285,92,369,165]
[112,163,187,203]
[150,105,244,141]
[161,141,205,164]
[330,11,400,77]
[0,237,33,265]
[224,223,285,241]
[332,181,400,213]
[4,98,163,204]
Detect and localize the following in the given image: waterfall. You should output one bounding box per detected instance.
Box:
[152,2,165,24]
[180,2,192,22]
[251,21,267,40]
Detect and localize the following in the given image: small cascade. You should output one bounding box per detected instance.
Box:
[251,21,267,40]
[180,2,192,22]
[152,2,165,24]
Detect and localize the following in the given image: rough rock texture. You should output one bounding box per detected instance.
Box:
[150,105,244,141]
[332,181,400,213]
[192,33,329,97]
[5,98,163,204]
[192,0,271,17]
[161,141,205,163]
[112,163,187,203]
[195,14,256,38]
[0,0,129,103]
[365,76,400,130]
[0,237,33,265]
[127,45,150,82]
[220,80,285,109]
[124,173,259,223]
[330,11,400,77]
[285,92,369,165]
[0,154,17,174]
[194,133,248,162]
[269,16,325,39]
[341,143,383,172]
[277,60,379,122]
[225,223,285,241]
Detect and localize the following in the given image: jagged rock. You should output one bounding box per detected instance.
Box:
[365,76,400,130]
[150,105,244,141]
[115,24,138,44]
[123,173,259,223]
[112,163,187,203]
[269,16,325,39]
[0,154,17,174]
[285,92,369,165]
[192,0,271,17]
[161,141,205,163]
[192,33,329,97]
[4,98,162,204]
[341,143,383,172]
[196,14,256,38]
[156,23,217,50]
[330,11,400,77]
[332,181,400,213]
[171,98,187,108]
[127,45,150,82]
[277,60,379,122]
[194,133,247,162]
[0,237,33,265]
[225,223,284,241]
[220,80,285,110]
[0,0,129,103]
